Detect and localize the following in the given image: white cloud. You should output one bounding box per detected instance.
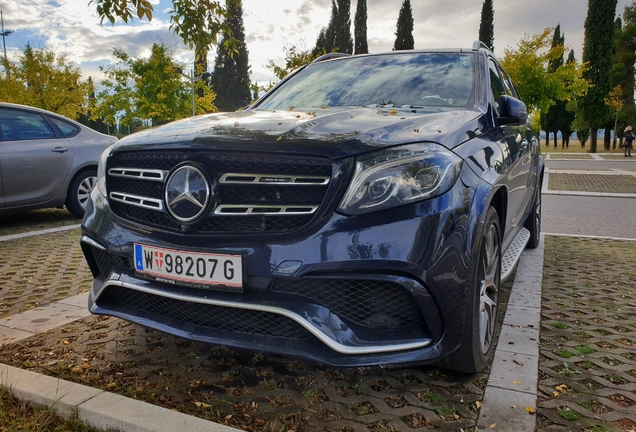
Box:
[2,0,634,87]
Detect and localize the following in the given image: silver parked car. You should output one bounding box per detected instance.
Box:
[0,102,117,217]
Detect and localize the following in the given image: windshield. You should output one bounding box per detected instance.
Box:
[257,52,475,110]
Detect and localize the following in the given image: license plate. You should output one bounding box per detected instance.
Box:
[134,244,243,290]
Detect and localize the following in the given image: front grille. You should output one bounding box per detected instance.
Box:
[269,278,426,330]
[98,286,314,340]
[107,151,333,234]
[88,245,131,277]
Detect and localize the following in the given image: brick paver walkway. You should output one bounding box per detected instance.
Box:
[538,236,636,432]
[0,229,92,317]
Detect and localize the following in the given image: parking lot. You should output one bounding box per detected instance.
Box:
[2,155,636,432]
[0,210,510,432]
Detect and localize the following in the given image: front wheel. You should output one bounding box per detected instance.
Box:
[443,205,502,373]
[66,169,97,218]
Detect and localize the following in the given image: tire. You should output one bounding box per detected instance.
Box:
[65,169,97,218]
[443,206,502,373]
[524,181,542,249]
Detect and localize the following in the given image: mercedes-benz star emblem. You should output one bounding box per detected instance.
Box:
[165,166,210,222]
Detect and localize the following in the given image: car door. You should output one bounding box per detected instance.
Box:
[487,58,531,241]
[0,107,75,209]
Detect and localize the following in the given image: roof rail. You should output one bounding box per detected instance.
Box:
[313,52,351,63]
[472,40,491,52]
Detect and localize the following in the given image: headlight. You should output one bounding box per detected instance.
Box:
[96,144,116,197]
[338,144,463,215]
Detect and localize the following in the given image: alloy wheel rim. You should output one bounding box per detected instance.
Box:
[479,223,500,354]
[78,176,97,209]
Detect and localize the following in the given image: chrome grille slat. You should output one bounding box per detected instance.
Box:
[109,168,166,181]
[215,204,318,216]
[219,173,330,185]
[109,192,164,211]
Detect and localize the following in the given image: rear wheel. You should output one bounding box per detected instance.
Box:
[66,169,97,218]
[524,181,542,249]
[444,206,501,373]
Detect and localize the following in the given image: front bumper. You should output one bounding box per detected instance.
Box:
[81,167,485,367]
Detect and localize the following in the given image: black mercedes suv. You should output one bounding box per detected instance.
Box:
[81,41,543,373]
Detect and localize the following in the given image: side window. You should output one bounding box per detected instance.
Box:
[0,108,55,141]
[497,65,520,99]
[488,58,505,114]
[50,117,80,138]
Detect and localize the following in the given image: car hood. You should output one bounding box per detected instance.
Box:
[115,107,487,159]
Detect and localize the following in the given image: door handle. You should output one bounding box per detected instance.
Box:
[52,147,69,153]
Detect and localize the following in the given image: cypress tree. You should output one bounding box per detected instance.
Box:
[354,0,368,54]
[580,0,618,153]
[314,0,353,55]
[393,0,414,51]
[210,0,251,112]
[334,0,353,54]
[478,0,495,51]
[559,49,577,148]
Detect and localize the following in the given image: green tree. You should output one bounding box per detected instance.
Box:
[93,48,137,132]
[314,0,353,55]
[478,0,494,51]
[92,0,237,55]
[354,0,368,54]
[501,29,588,115]
[540,24,565,147]
[610,6,636,148]
[580,0,618,153]
[0,45,89,119]
[131,43,192,125]
[393,0,414,50]
[210,0,251,111]
[266,44,323,81]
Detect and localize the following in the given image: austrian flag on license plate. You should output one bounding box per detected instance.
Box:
[134,244,243,289]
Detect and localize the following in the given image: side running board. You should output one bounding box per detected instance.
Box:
[501,227,530,283]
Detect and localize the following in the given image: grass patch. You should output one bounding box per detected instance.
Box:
[0,387,95,431]
[550,322,569,329]
[575,345,596,354]
[558,407,581,421]
[554,349,574,358]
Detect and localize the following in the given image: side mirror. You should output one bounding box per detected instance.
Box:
[497,95,527,126]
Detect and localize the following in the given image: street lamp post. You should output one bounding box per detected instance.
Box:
[176,67,212,116]
[1,10,14,79]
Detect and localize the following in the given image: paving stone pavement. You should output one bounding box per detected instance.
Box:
[537,236,636,432]
[1,160,634,431]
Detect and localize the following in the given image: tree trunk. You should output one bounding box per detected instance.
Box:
[604,126,611,150]
[553,132,558,148]
[590,128,598,153]
[545,132,550,146]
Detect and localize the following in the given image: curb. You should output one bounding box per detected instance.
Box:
[0,364,238,432]
[476,235,544,431]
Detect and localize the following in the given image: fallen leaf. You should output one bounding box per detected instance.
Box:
[525,406,535,414]
[555,384,567,392]
[476,401,482,408]
[277,136,283,141]
[553,391,560,397]
[490,423,497,429]
[513,380,521,385]
[513,359,524,366]
[390,109,397,115]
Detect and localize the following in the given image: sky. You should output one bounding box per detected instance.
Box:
[1,0,634,87]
